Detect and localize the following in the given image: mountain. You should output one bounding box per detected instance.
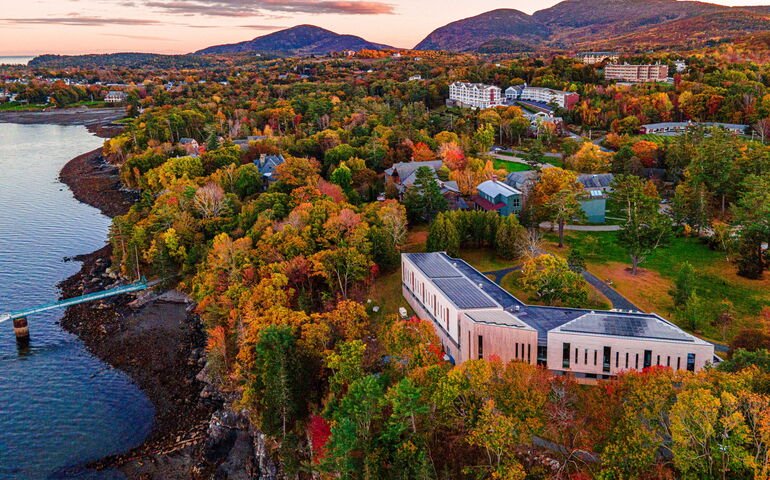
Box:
[414,0,770,52]
[415,9,549,52]
[196,25,393,55]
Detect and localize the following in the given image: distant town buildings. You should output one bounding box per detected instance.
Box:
[104,91,127,103]
[384,160,464,210]
[448,82,503,109]
[604,63,668,83]
[640,121,748,136]
[576,51,620,65]
[674,59,687,73]
[401,252,716,378]
[408,74,423,81]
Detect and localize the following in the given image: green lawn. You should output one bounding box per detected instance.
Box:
[635,134,669,144]
[0,102,48,111]
[542,231,770,342]
[492,158,532,173]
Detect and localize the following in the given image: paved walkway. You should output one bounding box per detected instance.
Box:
[539,222,621,232]
[482,266,521,284]
[581,271,639,311]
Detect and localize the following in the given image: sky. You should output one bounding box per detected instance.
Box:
[2,0,770,56]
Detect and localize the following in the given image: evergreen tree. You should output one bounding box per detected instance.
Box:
[426,213,460,256]
[671,261,695,308]
[495,214,525,260]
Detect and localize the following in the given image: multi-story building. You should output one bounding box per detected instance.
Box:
[604,63,669,83]
[513,86,580,110]
[576,52,620,65]
[401,252,715,379]
[448,82,503,109]
[104,90,127,103]
[640,121,747,136]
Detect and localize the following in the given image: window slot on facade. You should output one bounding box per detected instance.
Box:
[656,355,660,366]
[625,352,629,369]
[515,343,519,359]
[527,344,531,363]
[562,343,571,368]
[677,357,681,370]
[575,348,578,364]
[603,346,611,373]
[594,350,598,366]
[478,335,484,360]
[687,353,695,371]
[635,353,639,370]
[615,351,619,368]
[643,350,652,369]
[666,356,671,367]
[584,349,588,364]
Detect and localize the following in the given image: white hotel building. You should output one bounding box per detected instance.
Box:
[401,252,715,379]
[448,82,504,109]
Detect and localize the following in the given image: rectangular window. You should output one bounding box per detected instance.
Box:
[575,348,579,364]
[656,355,661,366]
[562,343,571,369]
[615,351,619,368]
[635,353,639,370]
[594,350,598,366]
[677,357,681,370]
[603,347,611,373]
[625,352,629,369]
[515,343,519,359]
[644,350,652,369]
[478,335,484,360]
[687,353,696,372]
[537,346,547,366]
[527,344,531,363]
[666,356,671,367]
[584,349,588,364]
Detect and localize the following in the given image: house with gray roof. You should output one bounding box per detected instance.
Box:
[385,160,462,209]
[401,252,715,379]
[472,178,522,216]
[254,153,285,187]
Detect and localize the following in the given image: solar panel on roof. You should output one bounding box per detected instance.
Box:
[433,278,498,309]
[407,253,461,278]
[561,314,694,342]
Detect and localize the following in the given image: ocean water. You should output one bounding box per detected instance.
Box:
[0,57,34,66]
[0,123,154,479]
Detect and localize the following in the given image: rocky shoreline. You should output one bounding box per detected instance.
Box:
[56,121,275,479]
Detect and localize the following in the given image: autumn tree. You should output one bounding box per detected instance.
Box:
[521,254,589,307]
[530,167,585,248]
[565,142,612,173]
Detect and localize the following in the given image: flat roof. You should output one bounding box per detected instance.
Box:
[465,310,533,329]
[403,252,710,347]
[554,312,698,343]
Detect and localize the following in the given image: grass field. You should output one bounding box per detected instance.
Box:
[541,231,770,342]
[491,158,532,173]
[635,134,670,144]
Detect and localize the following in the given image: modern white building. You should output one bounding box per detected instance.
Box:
[448,82,503,109]
[401,252,715,379]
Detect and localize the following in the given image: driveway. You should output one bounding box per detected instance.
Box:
[539,222,621,232]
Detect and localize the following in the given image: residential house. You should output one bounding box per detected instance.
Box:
[254,153,286,187]
[401,252,716,378]
[179,138,200,157]
[384,160,462,209]
[472,178,522,216]
[105,91,127,103]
